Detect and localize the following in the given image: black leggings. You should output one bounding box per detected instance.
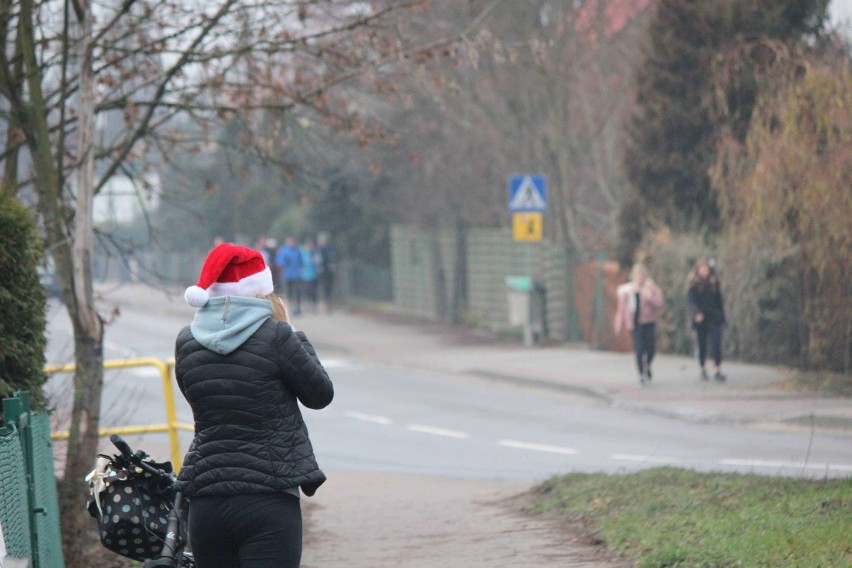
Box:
[188,493,302,568]
[694,322,723,368]
[285,279,302,311]
[630,323,656,374]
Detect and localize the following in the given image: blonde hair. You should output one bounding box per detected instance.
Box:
[263,293,289,321]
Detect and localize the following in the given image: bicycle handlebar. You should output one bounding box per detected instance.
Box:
[110,434,134,460]
[109,434,174,481]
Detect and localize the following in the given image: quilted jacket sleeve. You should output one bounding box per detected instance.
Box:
[276,324,334,410]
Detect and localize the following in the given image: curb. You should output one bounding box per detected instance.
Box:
[465,369,613,403]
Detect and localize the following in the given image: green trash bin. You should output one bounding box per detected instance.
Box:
[505,276,532,328]
[506,276,547,345]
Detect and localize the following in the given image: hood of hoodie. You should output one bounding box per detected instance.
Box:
[190,296,272,355]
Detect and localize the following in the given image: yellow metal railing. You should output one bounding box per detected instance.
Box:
[45,358,193,468]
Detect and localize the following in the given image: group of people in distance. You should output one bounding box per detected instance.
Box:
[254,233,336,316]
[614,259,726,386]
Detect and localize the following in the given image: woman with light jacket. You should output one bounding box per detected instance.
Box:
[177,243,333,568]
[614,263,665,385]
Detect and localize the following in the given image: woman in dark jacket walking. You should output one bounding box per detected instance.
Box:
[687,259,726,382]
[176,243,333,568]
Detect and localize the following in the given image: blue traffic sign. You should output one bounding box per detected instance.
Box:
[508,175,547,212]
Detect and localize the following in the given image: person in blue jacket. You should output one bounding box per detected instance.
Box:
[300,239,319,313]
[275,236,303,315]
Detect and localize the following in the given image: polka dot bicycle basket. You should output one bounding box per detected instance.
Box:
[87,460,175,561]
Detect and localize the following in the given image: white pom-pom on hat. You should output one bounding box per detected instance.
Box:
[184,285,210,308]
[185,243,273,307]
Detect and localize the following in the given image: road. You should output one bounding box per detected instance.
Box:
[45,297,852,481]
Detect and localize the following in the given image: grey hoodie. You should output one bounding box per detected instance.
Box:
[189,296,272,355]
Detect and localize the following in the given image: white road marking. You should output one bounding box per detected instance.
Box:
[407,424,470,439]
[610,453,680,464]
[104,340,137,358]
[343,411,393,425]
[497,440,578,455]
[335,410,852,475]
[322,358,362,370]
[126,367,162,378]
[720,459,852,472]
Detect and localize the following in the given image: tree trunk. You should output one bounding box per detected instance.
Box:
[58,3,107,564]
[58,331,104,566]
[15,0,105,562]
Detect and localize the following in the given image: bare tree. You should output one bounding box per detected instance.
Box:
[359,0,650,257]
[1,0,430,561]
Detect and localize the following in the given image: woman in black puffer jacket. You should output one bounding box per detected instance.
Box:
[175,243,333,568]
[687,259,727,382]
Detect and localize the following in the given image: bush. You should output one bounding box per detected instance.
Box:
[0,192,47,408]
[718,233,805,367]
[712,60,852,373]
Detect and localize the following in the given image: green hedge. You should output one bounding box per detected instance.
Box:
[0,193,47,408]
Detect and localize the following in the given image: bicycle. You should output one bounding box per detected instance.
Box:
[85,434,195,567]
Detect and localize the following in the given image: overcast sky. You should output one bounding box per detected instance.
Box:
[829,0,852,29]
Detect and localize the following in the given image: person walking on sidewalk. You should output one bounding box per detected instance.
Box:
[687,258,727,382]
[316,232,336,312]
[178,243,334,568]
[275,235,303,315]
[300,239,319,313]
[614,262,664,385]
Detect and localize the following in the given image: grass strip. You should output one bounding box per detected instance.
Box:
[531,467,852,567]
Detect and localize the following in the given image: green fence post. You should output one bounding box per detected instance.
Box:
[564,250,582,341]
[21,393,40,568]
[2,393,23,424]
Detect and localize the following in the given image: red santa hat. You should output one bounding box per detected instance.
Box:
[184,243,273,307]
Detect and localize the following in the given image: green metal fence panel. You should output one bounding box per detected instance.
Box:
[31,414,64,568]
[0,426,33,560]
[391,225,440,320]
[1,393,65,568]
[390,224,583,341]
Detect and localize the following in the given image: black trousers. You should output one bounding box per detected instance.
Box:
[318,273,334,303]
[188,493,302,568]
[630,323,656,374]
[284,279,302,312]
[694,322,723,367]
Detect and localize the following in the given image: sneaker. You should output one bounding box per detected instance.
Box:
[639,373,646,386]
[714,371,726,382]
[700,369,709,381]
[646,368,653,382]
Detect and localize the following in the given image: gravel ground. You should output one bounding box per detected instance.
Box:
[301,471,628,568]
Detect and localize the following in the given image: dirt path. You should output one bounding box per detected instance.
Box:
[301,471,627,567]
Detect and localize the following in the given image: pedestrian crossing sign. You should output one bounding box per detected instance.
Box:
[512,212,543,242]
[508,175,547,212]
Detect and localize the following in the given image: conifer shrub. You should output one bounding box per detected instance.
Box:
[0,192,47,408]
